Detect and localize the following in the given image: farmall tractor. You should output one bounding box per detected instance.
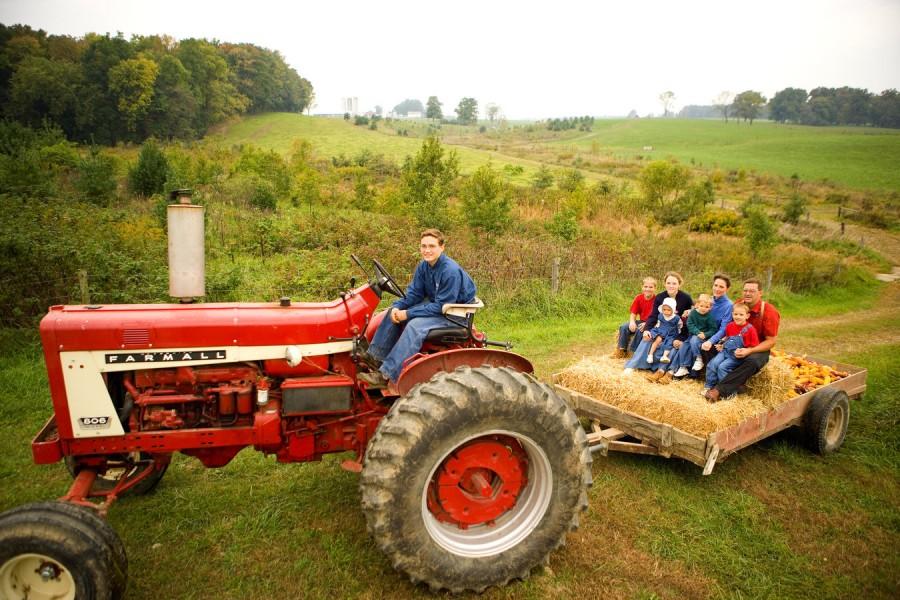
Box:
[0,197,591,599]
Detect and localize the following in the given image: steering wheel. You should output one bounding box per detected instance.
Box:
[372,259,406,299]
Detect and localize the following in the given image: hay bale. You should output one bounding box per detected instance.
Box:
[557,355,794,437]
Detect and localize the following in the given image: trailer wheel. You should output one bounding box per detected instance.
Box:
[0,502,125,600]
[805,387,850,455]
[66,452,168,495]
[360,366,592,593]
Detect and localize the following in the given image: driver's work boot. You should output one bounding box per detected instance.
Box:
[358,371,388,388]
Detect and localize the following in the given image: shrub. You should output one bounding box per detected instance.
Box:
[398,136,459,229]
[531,165,554,191]
[249,179,277,211]
[639,160,691,209]
[688,209,743,235]
[232,145,291,195]
[461,164,511,234]
[128,139,169,197]
[545,208,578,241]
[75,146,118,204]
[739,193,766,218]
[744,207,778,258]
[781,192,806,225]
[557,168,585,193]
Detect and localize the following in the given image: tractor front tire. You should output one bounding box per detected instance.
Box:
[360,366,592,593]
[0,502,126,600]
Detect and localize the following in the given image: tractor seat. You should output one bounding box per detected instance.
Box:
[424,298,484,344]
[424,326,471,343]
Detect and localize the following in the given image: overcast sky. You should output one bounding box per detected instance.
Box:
[2,0,899,119]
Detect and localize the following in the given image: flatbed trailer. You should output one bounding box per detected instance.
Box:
[553,355,867,475]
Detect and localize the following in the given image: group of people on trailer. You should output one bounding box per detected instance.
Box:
[615,271,781,402]
[358,229,781,406]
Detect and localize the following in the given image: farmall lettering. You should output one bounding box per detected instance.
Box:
[105,349,226,364]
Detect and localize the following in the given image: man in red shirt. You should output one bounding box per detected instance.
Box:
[706,278,781,401]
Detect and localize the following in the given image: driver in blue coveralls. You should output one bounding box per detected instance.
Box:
[362,228,476,386]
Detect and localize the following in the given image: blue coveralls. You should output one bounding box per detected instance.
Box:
[705,325,751,388]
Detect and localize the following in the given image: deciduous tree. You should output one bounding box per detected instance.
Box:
[768,88,807,123]
[732,90,766,124]
[455,97,478,125]
[426,96,442,122]
[658,91,675,117]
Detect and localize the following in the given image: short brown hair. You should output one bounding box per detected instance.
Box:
[663,271,683,285]
[713,273,731,289]
[420,228,445,245]
[743,277,761,290]
[732,302,751,314]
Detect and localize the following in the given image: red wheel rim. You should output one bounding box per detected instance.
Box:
[426,434,529,528]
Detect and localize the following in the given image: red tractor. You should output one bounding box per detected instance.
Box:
[0,258,591,599]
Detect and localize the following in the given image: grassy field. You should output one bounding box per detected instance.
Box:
[1,282,898,599]
[549,119,900,191]
[216,113,900,196]
[215,113,566,186]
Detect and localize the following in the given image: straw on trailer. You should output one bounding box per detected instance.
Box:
[556,355,794,437]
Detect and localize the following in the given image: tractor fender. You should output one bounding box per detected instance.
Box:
[396,348,534,396]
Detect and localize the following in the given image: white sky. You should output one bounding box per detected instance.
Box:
[2,0,899,119]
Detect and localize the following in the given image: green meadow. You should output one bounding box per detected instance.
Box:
[552,118,900,191]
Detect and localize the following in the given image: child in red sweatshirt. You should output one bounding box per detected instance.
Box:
[703,302,759,398]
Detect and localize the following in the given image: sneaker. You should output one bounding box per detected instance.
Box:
[674,366,689,378]
[660,353,670,364]
[646,353,653,364]
[692,357,704,371]
[623,368,634,375]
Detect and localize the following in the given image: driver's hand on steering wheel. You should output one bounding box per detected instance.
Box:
[391,309,408,324]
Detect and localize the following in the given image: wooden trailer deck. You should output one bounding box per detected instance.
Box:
[553,356,867,475]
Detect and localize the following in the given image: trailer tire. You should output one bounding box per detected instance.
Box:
[805,387,850,455]
[360,366,591,593]
[0,502,125,600]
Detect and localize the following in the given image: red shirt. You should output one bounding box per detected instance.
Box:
[725,321,760,348]
[630,293,655,321]
[747,300,780,341]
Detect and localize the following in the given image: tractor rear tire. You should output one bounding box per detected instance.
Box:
[805,387,850,455]
[360,366,592,593]
[0,502,126,600]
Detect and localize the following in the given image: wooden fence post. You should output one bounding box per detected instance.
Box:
[551,257,561,294]
[78,270,90,304]
[765,266,773,291]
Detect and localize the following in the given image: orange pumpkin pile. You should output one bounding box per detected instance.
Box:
[772,351,849,397]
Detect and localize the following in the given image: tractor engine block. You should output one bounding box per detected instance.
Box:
[128,365,259,431]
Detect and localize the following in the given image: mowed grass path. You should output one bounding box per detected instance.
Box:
[552,119,900,191]
[215,113,570,186]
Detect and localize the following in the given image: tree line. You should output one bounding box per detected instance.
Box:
[768,87,899,128]
[676,87,900,128]
[0,23,314,144]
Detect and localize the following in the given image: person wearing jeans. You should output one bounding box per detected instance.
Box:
[703,303,759,400]
[365,228,476,384]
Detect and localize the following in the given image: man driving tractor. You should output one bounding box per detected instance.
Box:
[361,228,476,386]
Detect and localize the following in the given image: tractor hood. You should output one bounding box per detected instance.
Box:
[40,283,381,352]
